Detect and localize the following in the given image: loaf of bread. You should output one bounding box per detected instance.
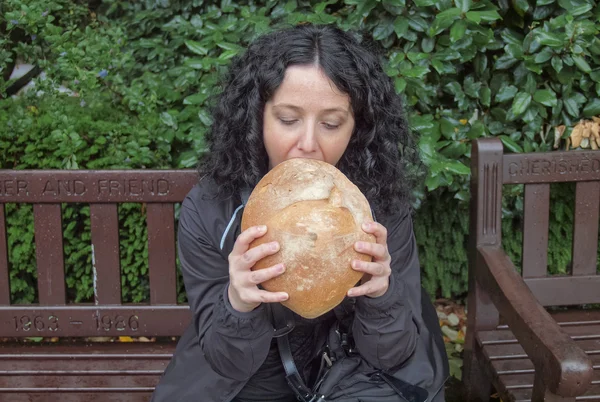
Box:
[241,158,375,319]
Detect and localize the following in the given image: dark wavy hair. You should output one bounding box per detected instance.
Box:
[200,23,418,216]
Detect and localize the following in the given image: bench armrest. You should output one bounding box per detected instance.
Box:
[476,245,593,397]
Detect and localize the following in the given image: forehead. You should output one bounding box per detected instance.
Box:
[270,65,350,108]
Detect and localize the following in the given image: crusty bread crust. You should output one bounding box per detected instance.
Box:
[241,158,375,319]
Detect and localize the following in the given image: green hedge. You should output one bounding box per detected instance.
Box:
[1,0,599,303]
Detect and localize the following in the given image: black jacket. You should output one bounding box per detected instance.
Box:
[151,178,446,402]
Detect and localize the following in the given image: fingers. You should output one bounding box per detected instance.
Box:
[354,240,389,261]
[356,221,391,262]
[351,260,391,277]
[347,275,389,298]
[228,225,288,312]
[230,225,280,271]
[361,221,387,245]
[230,225,268,257]
[238,241,280,269]
[237,288,289,305]
[248,264,285,285]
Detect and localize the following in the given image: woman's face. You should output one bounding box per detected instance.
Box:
[263,65,355,169]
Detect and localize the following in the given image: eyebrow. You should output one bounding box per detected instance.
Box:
[272,103,349,114]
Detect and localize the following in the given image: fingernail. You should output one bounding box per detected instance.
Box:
[277,264,285,273]
[271,242,279,251]
[362,222,371,230]
[348,289,355,297]
[351,260,359,269]
[355,242,364,251]
[258,225,267,232]
[282,293,289,301]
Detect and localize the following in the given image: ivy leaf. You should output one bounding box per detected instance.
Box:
[444,161,471,175]
[534,47,554,63]
[533,89,558,107]
[495,54,518,70]
[496,85,519,102]
[563,96,580,117]
[551,55,563,72]
[450,20,468,42]
[572,54,592,73]
[425,174,441,191]
[512,92,532,115]
[465,10,501,23]
[500,135,524,153]
[558,0,593,15]
[373,20,395,40]
[535,31,563,47]
[413,0,435,6]
[183,93,208,105]
[184,40,208,56]
[160,112,177,129]
[455,0,472,12]
[583,98,600,117]
[394,16,410,37]
[402,66,430,78]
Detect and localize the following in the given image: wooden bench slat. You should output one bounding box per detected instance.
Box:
[481,339,600,361]
[496,379,600,401]
[491,353,600,375]
[548,310,600,326]
[0,170,198,203]
[479,322,600,345]
[2,392,153,401]
[524,275,600,306]
[573,181,600,276]
[0,374,160,389]
[147,203,177,305]
[0,204,9,305]
[0,305,190,337]
[503,152,600,184]
[522,184,550,278]
[33,204,66,305]
[90,204,121,305]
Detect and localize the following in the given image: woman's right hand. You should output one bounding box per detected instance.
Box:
[227,225,288,313]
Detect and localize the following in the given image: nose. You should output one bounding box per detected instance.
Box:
[296,123,317,153]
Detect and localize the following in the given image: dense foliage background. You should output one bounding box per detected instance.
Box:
[1,0,599,304]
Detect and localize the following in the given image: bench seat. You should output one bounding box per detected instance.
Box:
[0,342,176,401]
[477,310,600,402]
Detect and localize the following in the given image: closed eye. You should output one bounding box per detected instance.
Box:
[279,118,298,125]
[322,122,340,130]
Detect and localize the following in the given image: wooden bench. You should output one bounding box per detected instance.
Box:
[0,170,198,401]
[463,138,600,401]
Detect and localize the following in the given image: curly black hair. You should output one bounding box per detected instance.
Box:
[200,23,418,216]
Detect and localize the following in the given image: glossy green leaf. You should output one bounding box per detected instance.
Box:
[535,31,563,47]
[402,66,430,78]
[551,55,563,72]
[456,0,472,12]
[465,10,501,23]
[499,135,524,153]
[563,97,580,117]
[512,92,532,115]
[583,98,600,117]
[496,85,519,102]
[533,89,558,107]
[534,47,554,63]
[184,40,209,56]
[444,161,471,175]
[572,54,592,73]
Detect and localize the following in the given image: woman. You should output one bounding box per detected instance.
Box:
[151,24,447,402]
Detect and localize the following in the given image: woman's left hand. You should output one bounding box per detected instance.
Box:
[347,221,392,298]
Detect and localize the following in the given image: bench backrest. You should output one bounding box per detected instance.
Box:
[0,170,198,338]
[471,138,600,307]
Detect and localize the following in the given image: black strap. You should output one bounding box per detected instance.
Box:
[373,372,429,402]
[271,303,319,402]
